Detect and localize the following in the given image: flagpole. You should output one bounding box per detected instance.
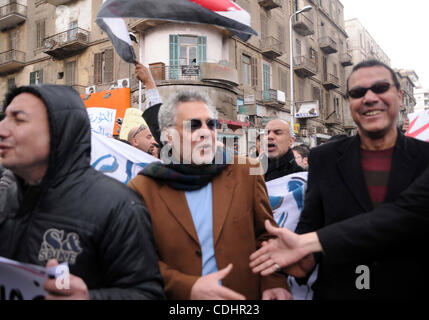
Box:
[138,33,143,111]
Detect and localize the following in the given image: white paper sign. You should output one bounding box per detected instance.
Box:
[91,132,160,184]
[406,110,429,142]
[0,257,68,300]
[87,107,117,137]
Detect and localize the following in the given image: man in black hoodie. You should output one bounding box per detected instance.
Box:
[0,85,165,300]
[264,119,303,182]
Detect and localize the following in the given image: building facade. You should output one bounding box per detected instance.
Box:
[414,87,429,114]
[395,69,417,124]
[0,0,355,147]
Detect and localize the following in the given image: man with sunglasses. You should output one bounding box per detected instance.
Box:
[128,90,290,300]
[269,60,429,299]
[128,123,159,158]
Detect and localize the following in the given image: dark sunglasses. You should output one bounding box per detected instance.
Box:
[348,82,394,99]
[185,119,219,131]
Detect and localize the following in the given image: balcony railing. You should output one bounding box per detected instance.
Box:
[0,49,25,74]
[294,56,318,78]
[43,28,90,58]
[293,12,314,36]
[0,2,27,30]
[340,52,353,66]
[148,65,201,81]
[261,36,283,59]
[319,36,338,54]
[258,0,282,10]
[44,0,74,5]
[323,73,340,90]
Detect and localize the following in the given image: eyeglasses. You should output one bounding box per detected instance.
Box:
[348,82,395,99]
[132,124,148,138]
[185,119,219,131]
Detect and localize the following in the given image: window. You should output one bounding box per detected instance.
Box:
[65,61,77,85]
[68,21,78,41]
[277,23,285,52]
[295,39,302,57]
[279,68,287,94]
[334,96,340,115]
[263,63,271,100]
[30,70,43,85]
[8,31,17,50]
[251,57,258,87]
[94,49,114,84]
[242,54,251,85]
[312,86,321,107]
[7,78,16,90]
[36,19,45,49]
[310,48,318,60]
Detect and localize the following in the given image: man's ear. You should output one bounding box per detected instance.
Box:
[130,138,138,147]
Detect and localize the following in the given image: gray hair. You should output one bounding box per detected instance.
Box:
[158,90,217,130]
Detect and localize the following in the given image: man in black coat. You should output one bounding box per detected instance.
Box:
[251,60,429,299]
[263,119,303,182]
[0,85,165,300]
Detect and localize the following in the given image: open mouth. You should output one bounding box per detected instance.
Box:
[268,144,277,152]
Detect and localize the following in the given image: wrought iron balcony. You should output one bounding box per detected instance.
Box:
[148,65,201,82]
[340,52,353,66]
[261,36,283,59]
[43,28,90,59]
[323,73,339,90]
[258,0,282,10]
[294,56,318,78]
[44,0,74,5]
[0,49,25,74]
[319,36,338,54]
[0,2,27,30]
[292,12,314,36]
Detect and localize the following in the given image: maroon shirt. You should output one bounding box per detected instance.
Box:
[360,147,394,208]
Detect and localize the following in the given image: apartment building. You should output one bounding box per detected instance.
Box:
[395,69,417,124]
[414,87,429,114]
[0,0,354,146]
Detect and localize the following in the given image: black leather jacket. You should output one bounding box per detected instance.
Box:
[0,85,165,300]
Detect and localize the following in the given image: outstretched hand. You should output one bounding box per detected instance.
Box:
[249,220,314,276]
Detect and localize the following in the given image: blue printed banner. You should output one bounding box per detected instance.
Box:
[87,107,117,137]
[91,132,160,184]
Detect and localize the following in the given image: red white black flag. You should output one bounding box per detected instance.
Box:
[96,0,257,63]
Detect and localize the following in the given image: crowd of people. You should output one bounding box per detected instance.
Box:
[0,59,428,300]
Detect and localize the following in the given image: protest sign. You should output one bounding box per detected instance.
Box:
[87,107,117,137]
[406,110,429,142]
[0,257,68,300]
[266,171,318,300]
[119,108,148,141]
[91,132,160,184]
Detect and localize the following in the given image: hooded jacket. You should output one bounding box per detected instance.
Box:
[0,85,165,300]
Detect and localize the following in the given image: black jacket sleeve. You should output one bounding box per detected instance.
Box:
[317,165,429,264]
[142,103,162,147]
[89,200,165,300]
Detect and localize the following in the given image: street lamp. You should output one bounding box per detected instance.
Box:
[289,5,313,137]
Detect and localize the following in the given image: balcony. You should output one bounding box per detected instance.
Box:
[148,65,201,82]
[319,36,338,54]
[0,2,27,30]
[325,113,342,125]
[263,89,286,108]
[261,36,283,59]
[258,0,282,10]
[294,56,318,78]
[44,0,74,5]
[0,50,25,74]
[130,19,167,33]
[43,28,90,59]
[323,73,339,90]
[340,52,353,66]
[292,12,314,36]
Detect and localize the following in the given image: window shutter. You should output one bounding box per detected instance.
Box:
[94,53,102,84]
[251,57,258,87]
[104,49,114,83]
[197,36,207,64]
[39,69,43,84]
[7,78,15,90]
[169,35,179,80]
[30,71,36,85]
[263,64,270,100]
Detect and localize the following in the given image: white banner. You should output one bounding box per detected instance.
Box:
[266,172,318,300]
[87,107,117,137]
[0,257,68,300]
[91,132,160,184]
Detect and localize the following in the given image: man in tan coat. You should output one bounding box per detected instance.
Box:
[128,90,290,300]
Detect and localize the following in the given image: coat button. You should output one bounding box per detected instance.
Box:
[195,250,202,257]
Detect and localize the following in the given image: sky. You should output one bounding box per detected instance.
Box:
[340,0,429,88]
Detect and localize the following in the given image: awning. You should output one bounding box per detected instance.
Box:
[219,119,250,127]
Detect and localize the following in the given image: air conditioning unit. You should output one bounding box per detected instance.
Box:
[116,78,130,88]
[85,86,96,94]
[237,114,249,122]
[44,39,57,49]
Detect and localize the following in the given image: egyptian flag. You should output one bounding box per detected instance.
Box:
[96,0,257,63]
